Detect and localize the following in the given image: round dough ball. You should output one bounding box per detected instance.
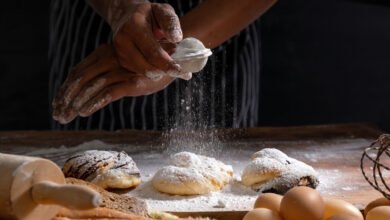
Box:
[241,157,284,187]
[152,152,233,195]
[152,166,211,195]
[254,193,282,213]
[243,208,282,220]
[322,198,363,220]
[364,197,390,217]
[366,206,390,220]
[280,186,324,220]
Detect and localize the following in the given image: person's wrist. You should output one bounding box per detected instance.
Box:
[107,0,149,34]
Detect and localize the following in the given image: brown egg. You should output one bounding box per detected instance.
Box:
[280,186,324,220]
[326,214,361,220]
[243,208,282,220]
[364,197,390,216]
[366,206,390,220]
[254,193,283,213]
[322,198,363,220]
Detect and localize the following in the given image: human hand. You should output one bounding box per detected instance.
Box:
[52,44,175,124]
[111,2,188,79]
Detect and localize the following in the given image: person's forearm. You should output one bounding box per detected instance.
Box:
[181,0,277,49]
[87,0,146,32]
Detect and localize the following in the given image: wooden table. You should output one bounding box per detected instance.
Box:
[0,123,386,219]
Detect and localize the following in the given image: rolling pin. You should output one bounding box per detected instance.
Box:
[0,153,102,220]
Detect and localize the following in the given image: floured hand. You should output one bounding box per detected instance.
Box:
[52,44,175,124]
[111,2,187,77]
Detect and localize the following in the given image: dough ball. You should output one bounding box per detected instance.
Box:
[242,148,319,194]
[152,152,233,195]
[63,150,140,189]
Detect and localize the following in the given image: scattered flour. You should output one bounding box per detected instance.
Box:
[3,138,375,212]
[127,178,258,212]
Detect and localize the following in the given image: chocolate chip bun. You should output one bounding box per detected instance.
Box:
[241,148,319,194]
[63,150,141,189]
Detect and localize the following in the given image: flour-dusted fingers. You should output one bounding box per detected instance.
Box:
[61,48,117,107]
[52,45,111,109]
[71,70,133,110]
[78,75,174,117]
[152,3,183,43]
[53,108,78,124]
[52,45,118,123]
[52,48,99,109]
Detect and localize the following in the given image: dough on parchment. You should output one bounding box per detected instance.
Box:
[152,151,233,195]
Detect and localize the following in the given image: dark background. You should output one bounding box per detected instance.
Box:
[0,0,390,131]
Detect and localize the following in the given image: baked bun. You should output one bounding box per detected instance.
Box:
[152,152,233,195]
[242,148,319,194]
[63,150,140,189]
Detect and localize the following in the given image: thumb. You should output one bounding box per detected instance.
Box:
[152,3,183,43]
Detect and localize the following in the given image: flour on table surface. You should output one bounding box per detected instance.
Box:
[3,138,374,211]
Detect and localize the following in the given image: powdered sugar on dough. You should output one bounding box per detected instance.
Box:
[63,150,140,189]
[242,148,319,193]
[152,152,233,195]
[251,148,290,162]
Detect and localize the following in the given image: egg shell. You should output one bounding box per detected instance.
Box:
[243,208,282,220]
[322,198,363,220]
[280,186,324,220]
[366,206,390,220]
[364,197,390,216]
[326,214,361,220]
[254,193,283,213]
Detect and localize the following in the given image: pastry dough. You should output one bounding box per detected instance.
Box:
[242,148,319,194]
[152,152,233,195]
[63,150,140,189]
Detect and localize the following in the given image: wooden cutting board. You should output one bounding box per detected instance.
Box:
[0,123,386,219]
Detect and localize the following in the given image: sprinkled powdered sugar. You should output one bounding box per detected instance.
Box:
[242,148,319,194]
[126,151,259,212]
[128,180,259,212]
[9,138,375,212]
[251,148,290,161]
[152,152,233,194]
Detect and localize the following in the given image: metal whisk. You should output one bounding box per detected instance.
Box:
[361,134,390,199]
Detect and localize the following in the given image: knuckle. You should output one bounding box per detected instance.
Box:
[160,3,174,11]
